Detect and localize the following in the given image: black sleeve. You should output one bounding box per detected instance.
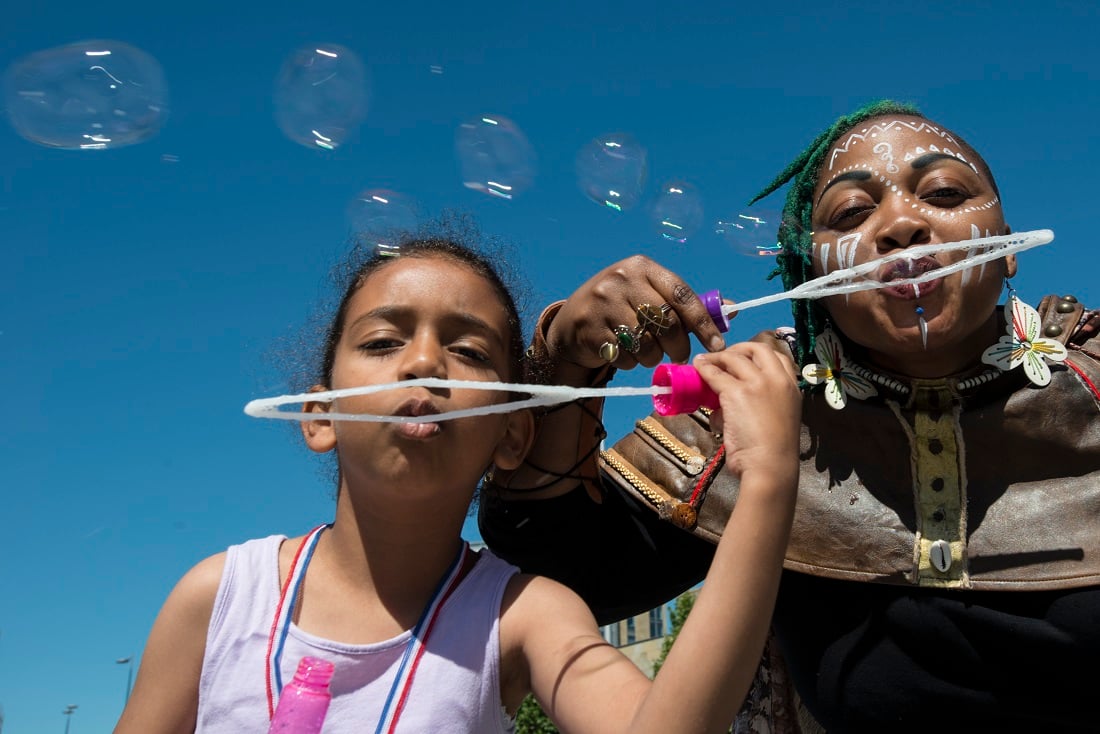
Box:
[478,478,715,625]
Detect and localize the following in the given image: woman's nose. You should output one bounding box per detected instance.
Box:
[874,196,931,252]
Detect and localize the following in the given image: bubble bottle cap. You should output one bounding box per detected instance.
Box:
[652,363,720,416]
[701,289,729,333]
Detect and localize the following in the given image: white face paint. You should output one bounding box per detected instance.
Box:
[826,119,975,173]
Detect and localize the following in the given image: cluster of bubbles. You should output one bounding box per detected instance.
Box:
[1,39,783,254]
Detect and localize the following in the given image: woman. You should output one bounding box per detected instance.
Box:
[479,101,1100,732]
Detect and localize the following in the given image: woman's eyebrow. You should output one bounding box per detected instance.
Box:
[910,152,964,169]
[817,170,871,205]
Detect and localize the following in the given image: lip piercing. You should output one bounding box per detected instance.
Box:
[916,305,928,350]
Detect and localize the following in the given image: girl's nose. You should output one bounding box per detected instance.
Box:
[400,335,447,380]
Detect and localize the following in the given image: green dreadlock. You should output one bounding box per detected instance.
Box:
[748,99,921,367]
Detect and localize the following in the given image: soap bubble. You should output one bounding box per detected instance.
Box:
[649,181,703,243]
[455,115,536,199]
[274,44,368,151]
[2,40,168,150]
[575,132,647,212]
[347,189,420,247]
[715,207,783,257]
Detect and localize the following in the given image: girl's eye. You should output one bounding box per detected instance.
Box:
[453,345,490,363]
[359,338,401,352]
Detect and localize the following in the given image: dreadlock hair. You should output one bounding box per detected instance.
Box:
[748,100,921,367]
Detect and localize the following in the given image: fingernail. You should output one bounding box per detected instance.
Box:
[708,335,725,352]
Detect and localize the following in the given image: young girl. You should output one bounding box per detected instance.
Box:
[114,227,802,734]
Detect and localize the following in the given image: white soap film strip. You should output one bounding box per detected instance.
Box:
[244,378,670,424]
[245,229,1052,425]
[721,229,1053,317]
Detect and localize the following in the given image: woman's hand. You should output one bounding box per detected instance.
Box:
[543,255,728,380]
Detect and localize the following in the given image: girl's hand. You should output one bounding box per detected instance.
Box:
[692,343,801,487]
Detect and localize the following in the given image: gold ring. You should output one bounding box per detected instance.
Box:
[598,341,620,363]
[636,302,674,336]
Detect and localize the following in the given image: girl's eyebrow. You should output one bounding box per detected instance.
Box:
[817,170,871,205]
[346,306,505,343]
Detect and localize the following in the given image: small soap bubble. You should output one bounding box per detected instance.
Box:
[455,115,536,200]
[274,44,368,151]
[575,132,647,212]
[347,188,420,246]
[715,207,783,257]
[649,181,703,243]
[2,39,168,150]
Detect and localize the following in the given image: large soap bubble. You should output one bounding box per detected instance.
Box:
[715,207,783,257]
[649,181,703,243]
[3,40,168,150]
[347,188,420,247]
[575,132,647,212]
[455,115,536,199]
[274,44,368,151]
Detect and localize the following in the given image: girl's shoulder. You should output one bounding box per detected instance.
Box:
[171,550,230,616]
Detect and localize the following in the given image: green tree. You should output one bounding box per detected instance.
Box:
[514,694,559,734]
[650,590,697,676]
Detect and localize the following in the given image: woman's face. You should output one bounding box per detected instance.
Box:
[810,115,1014,376]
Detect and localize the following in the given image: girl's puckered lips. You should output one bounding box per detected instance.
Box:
[394,398,443,438]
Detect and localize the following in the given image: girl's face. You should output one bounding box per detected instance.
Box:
[810,115,1015,376]
[305,255,529,493]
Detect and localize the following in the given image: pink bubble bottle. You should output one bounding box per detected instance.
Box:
[652,363,720,416]
[268,656,335,734]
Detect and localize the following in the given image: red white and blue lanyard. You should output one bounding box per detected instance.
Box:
[264,523,475,733]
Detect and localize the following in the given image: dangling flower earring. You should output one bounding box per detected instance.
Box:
[981,280,1068,386]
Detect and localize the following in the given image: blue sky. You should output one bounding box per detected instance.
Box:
[2,1,1097,731]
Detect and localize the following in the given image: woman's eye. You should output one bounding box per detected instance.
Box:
[920,187,970,206]
[828,204,873,228]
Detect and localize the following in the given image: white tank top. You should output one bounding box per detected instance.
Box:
[196,533,519,733]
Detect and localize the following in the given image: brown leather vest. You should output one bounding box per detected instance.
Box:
[599,295,1100,591]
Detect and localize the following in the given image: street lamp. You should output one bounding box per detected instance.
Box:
[116,657,134,705]
[62,704,77,734]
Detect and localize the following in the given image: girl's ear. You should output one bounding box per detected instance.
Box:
[491,409,535,471]
[301,385,337,454]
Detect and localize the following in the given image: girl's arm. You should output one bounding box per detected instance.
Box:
[505,341,800,734]
[113,553,225,734]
